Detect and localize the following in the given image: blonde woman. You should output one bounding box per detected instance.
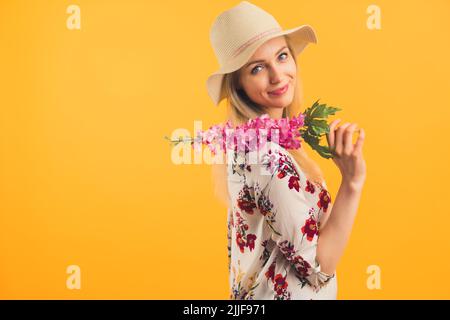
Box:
[207,1,366,300]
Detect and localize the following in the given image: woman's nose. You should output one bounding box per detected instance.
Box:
[269,65,282,84]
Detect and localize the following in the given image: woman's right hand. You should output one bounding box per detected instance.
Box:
[326,119,367,191]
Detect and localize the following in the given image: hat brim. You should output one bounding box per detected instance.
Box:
[206,24,318,106]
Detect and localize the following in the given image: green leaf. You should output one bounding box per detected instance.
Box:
[309,119,329,136]
[313,144,334,159]
[304,99,320,117]
[301,132,319,145]
[310,103,327,118]
[304,99,342,119]
[312,104,342,118]
[301,99,343,159]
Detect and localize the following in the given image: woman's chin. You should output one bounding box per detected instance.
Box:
[267,97,293,109]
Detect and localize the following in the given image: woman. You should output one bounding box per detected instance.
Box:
[206,1,366,300]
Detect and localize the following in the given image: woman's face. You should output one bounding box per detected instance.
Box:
[238,36,297,116]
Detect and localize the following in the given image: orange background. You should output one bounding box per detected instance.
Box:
[0,0,449,299]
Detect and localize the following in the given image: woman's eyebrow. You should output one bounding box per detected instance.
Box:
[245,46,288,69]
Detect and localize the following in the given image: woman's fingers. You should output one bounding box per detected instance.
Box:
[334,122,351,156]
[327,119,341,151]
[344,123,358,155]
[327,120,365,158]
[354,127,365,155]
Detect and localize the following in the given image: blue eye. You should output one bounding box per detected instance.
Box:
[279,52,288,60]
[251,65,263,75]
[250,52,289,75]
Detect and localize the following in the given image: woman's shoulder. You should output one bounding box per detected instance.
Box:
[225,142,292,185]
[273,143,327,190]
[227,141,326,185]
[226,142,329,203]
[225,141,280,181]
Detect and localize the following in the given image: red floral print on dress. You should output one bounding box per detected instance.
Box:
[277,168,287,179]
[254,183,282,237]
[261,149,299,180]
[305,180,316,194]
[237,184,256,214]
[236,232,246,253]
[317,189,331,213]
[292,255,311,278]
[265,261,275,282]
[256,190,273,217]
[264,261,291,299]
[301,217,318,242]
[278,240,312,279]
[288,175,300,192]
[246,234,257,251]
[234,211,257,253]
[273,274,289,296]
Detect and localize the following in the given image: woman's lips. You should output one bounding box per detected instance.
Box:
[268,83,289,96]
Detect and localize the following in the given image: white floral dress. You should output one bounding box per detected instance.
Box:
[226,141,337,300]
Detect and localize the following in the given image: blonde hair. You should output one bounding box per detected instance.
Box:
[211,36,324,207]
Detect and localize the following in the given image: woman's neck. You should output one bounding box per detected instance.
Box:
[263,107,284,120]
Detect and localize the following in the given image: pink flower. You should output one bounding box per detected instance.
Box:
[192,113,306,155]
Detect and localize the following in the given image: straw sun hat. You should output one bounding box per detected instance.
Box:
[206,1,318,106]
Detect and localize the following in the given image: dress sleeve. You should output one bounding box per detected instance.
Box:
[247,144,335,292]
